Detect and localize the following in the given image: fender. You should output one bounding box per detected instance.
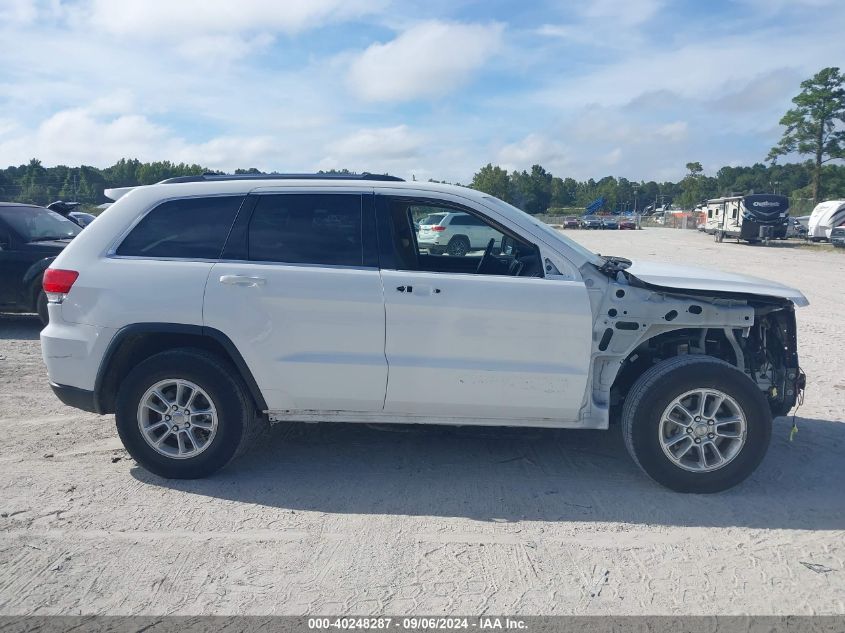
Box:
[93,322,268,414]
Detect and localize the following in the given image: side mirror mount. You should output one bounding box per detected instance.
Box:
[500,235,515,256]
[0,232,11,251]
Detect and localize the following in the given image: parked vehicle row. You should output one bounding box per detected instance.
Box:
[40,173,807,493]
[560,216,637,230]
[700,197,845,245]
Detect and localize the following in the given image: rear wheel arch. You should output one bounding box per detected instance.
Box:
[95,324,267,415]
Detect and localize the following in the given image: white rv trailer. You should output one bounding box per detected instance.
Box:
[704,197,734,234]
[807,200,845,241]
[705,194,790,241]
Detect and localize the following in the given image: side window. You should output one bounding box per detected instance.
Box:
[116,196,243,259]
[248,194,362,266]
[383,198,543,277]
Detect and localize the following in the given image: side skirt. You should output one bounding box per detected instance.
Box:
[265,410,605,430]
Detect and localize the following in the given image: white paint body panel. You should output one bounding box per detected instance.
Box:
[203,262,387,412]
[627,260,809,307]
[380,270,592,421]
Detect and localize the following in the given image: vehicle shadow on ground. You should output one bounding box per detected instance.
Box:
[133,413,845,529]
[0,313,41,340]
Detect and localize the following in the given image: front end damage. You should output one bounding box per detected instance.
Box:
[578,265,805,428]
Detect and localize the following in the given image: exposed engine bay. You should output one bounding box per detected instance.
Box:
[578,259,806,428]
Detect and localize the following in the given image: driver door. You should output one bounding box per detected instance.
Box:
[376,195,593,423]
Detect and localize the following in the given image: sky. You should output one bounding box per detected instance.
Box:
[0,0,843,183]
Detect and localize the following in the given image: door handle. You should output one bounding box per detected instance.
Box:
[396,285,440,295]
[219,274,266,287]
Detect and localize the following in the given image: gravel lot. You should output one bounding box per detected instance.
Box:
[1,228,844,616]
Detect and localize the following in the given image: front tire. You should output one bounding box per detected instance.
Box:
[622,356,771,493]
[115,348,263,479]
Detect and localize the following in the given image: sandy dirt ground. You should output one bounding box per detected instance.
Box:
[1,228,844,616]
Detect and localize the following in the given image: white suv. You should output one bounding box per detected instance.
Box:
[41,174,807,492]
[417,211,501,256]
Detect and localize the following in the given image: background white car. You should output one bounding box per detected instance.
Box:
[417,211,501,256]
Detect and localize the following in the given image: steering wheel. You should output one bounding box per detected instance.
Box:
[476,238,496,274]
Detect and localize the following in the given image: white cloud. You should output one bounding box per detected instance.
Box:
[84,0,385,38]
[0,0,37,24]
[496,134,571,174]
[580,0,663,27]
[655,121,688,142]
[328,125,423,161]
[175,33,275,65]
[537,0,663,45]
[316,125,427,175]
[603,147,623,166]
[0,105,276,170]
[347,21,504,102]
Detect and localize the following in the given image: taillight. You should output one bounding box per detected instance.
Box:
[432,225,446,231]
[43,268,79,297]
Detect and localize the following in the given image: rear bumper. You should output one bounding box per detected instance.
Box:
[50,382,98,413]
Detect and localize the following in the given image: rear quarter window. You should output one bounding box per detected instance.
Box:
[116,196,244,259]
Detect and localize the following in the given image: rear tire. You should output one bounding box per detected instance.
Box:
[447,236,470,257]
[36,290,49,326]
[622,355,772,493]
[115,348,264,479]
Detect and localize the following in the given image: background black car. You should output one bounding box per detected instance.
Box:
[0,202,81,325]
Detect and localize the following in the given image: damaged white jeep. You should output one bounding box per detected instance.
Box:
[41,174,806,492]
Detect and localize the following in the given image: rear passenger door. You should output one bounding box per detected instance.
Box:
[203,192,387,413]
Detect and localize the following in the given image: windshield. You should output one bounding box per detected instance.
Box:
[479,196,602,266]
[0,206,82,241]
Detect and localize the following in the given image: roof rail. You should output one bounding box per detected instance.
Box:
[157,172,404,184]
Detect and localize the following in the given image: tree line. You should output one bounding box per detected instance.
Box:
[2,156,843,216]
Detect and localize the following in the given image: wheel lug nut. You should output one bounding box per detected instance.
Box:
[708,420,714,426]
[695,438,701,444]
[165,415,171,421]
[184,410,190,415]
[708,433,714,439]
[686,428,692,434]
[172,405,178,410]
